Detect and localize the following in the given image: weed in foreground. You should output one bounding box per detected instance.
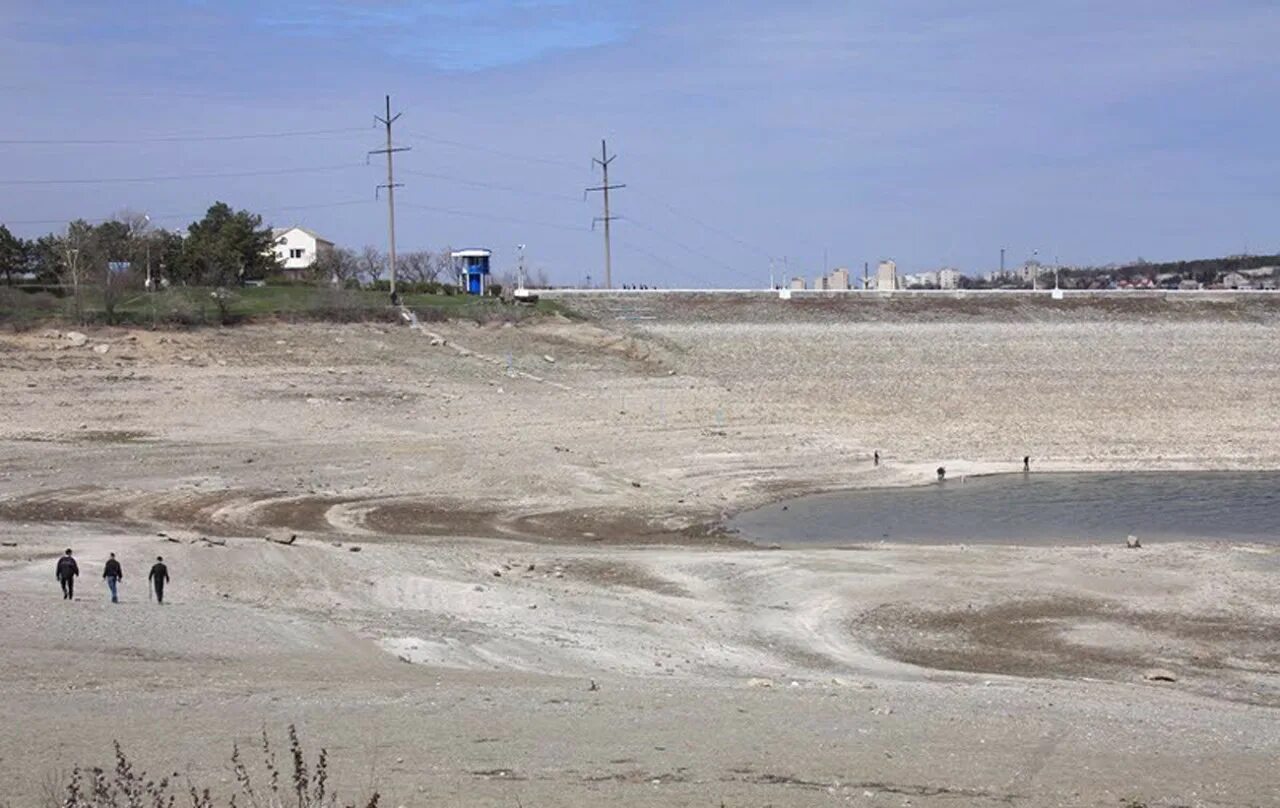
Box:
[55,725,378,808]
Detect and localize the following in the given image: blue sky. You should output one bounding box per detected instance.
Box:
[1,0,1277,286]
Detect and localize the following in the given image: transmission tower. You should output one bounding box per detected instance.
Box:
[370,95,410,299]
[585,140,625,290]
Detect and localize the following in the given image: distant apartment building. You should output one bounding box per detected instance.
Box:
[876,260,898,291]
[939,268,964,289]
[271,226,335,278]
[904,271,938,288]
[812,267,850,290]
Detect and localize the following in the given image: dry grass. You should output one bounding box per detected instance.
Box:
[51,726,378,808]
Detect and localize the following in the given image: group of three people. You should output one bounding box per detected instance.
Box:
[55,549,170,603]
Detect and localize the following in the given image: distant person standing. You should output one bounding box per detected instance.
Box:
[56,549,79,600]
[103,553,123,603]
[873,450,880,467]
[1023,455,1031,472]
[148,556,170,604]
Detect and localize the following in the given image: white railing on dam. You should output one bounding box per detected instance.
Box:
[535,287,1276,300]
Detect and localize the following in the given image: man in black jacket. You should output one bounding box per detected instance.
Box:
[148,556,170,604]
[56,549,79,600]
[103,553,123,603]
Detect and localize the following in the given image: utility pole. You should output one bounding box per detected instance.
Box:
[516,243,527,291]
[585,140,624,290]
[370,95,409,301]
[141,214,152,292]
[63,245,81,323]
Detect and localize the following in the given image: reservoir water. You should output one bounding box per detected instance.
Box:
[729,471,1280,546]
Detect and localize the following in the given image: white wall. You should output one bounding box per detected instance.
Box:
[272,228,326,270]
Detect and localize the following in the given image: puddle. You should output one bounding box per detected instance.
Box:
[730,471,1280,545]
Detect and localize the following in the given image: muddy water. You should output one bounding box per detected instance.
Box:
[730,471,1280,545]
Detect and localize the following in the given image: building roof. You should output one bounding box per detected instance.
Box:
[272,225,334,246]
[451,248,492,258]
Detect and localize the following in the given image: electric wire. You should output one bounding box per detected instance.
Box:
[0,127,371,145]
[0,163,366,186]
[621,214,760,286]
[398,201,588,233]
[400,168,583,203]
[629,186,774,262]
[3,198,373,228]
[401,131,581,170]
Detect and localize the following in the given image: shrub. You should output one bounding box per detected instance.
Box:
[299,289,398,324]
[0,287,62,328]
[155,292,209,327]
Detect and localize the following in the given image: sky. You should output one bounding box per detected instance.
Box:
[1,0,1278,287]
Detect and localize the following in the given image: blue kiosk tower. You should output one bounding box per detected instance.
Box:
[452,248,492,295]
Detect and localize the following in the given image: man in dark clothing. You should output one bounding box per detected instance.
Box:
[148,556,170,604]
[56,549,79,600]
[103,553,123,603]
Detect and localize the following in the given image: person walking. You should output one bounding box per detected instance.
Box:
[148,556,170,604]
[56,548,79,600]
[1023,455,1031,472]
[103,553,123,603]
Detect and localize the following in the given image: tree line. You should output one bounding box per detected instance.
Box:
[313,244,460,289]
[0,201,502,293]
[0,203,276,290]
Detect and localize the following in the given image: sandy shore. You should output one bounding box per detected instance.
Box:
[1,305,1277,806]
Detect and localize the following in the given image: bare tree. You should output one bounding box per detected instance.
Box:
[314,246,360,286]
[435,246,456,289]
[399,250,438,284]
[358,245,386,285]
[112,209,151,238]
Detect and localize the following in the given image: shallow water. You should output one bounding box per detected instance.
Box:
[730,471,1280,545]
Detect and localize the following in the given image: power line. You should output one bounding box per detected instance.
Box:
[622,214,759,286]
[628,186,774,262]
[401,131,581,170]
[0,127,371,145]
[0,163,367,186]
[613,237,713,288]
[401,168,582,203]
[398,201,588,233]
[3,198,374,228]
